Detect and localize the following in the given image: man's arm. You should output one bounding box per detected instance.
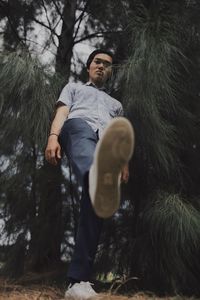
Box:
[45,105,69,166]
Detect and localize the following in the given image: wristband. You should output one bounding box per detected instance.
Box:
[49,133,59,137]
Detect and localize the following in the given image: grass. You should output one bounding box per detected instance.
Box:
[0,277,199,300]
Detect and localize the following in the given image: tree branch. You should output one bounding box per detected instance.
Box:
[0,0,26,46]
[0,0,7,7]
[52,16,62,32]
[75,0,89,24]
[25,37,57,56]
[41,0,52,29]
[73,0,90,41]
[32,17,59,38]
[48,16,62,48]
[40,0,58,47]
[74,30,123,45]
[51,0,65,23]
[7,17,26,46]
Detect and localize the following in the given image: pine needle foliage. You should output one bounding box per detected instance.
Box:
[120,1,199,180]
[143,192,200,294]
[114,1,200,295]
[0,49,62,149]
[0,49,66,274]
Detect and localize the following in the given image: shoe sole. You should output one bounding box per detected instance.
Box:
[89,117,134,218]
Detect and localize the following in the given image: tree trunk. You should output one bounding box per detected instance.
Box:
[28,161,63,271]
[55,0,77,78]
[28,1,78,271]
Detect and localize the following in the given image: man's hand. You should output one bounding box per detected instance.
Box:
[45,105,69,165]
[45,135,61,166]
[121,163,129,183]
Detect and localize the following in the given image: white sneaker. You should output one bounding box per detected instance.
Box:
[65,281,98,299]
[89,117,134,218]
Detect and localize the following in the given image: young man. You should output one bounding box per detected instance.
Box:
[45,49,134,299]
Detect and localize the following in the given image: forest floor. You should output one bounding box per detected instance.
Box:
[0,278,198,300]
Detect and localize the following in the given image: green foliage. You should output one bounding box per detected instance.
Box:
[120,2,199,178]
[0,49,66,273]
[0,0,38,50]
[0,49,62,148]
[111,1,200,295]
[0,1,200,297]
[143,192,200,293]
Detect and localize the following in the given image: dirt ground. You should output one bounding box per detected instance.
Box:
[0,279,198,300]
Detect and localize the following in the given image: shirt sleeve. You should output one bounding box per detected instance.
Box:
[116,103,124,117]
[56,83,75,108]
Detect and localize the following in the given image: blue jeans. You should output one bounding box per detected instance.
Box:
[59,118,103,281]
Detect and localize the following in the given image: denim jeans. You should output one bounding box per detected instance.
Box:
[59,118,103,281]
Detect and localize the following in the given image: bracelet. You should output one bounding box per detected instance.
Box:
[49,133,59,137]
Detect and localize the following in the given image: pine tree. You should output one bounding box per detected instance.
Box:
[116,0,200,295]
[0,0,132,276]
[0,50,64,273]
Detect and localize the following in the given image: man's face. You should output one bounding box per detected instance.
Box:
[87,53,113,87]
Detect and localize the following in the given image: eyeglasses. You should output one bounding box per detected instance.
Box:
[93,58,112,68]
